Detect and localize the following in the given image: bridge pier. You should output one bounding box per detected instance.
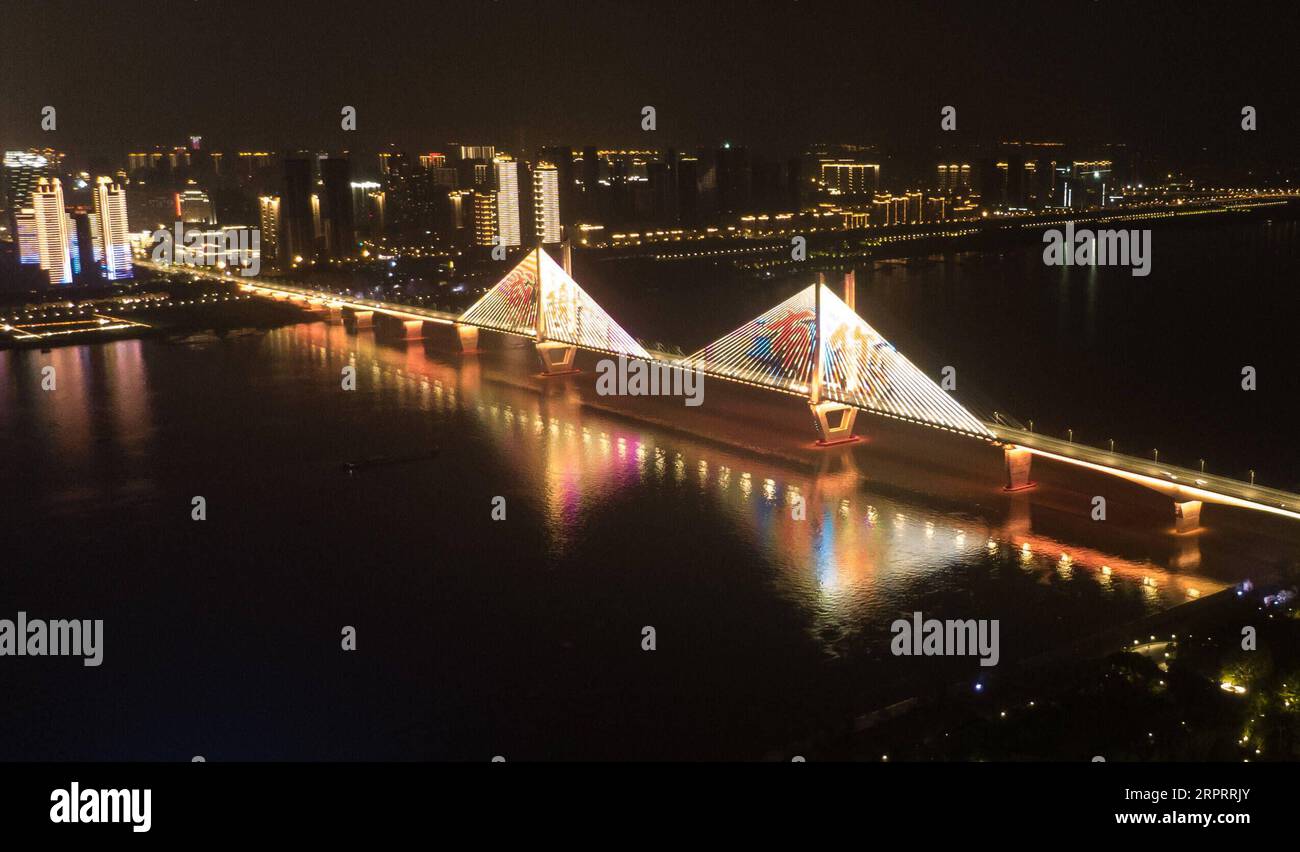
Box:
[1174,499,1203,534]
[456,323,480,353]
[535,341,579,375]
[344,309,374,333]
[1003,445,1035,491]
[809,401,859,446]
[400,319,427,340]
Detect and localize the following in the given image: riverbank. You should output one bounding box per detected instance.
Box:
[0,275,315,351]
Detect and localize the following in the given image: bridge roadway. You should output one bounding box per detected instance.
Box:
[989,425,1300,522]
[139,259,1300,524]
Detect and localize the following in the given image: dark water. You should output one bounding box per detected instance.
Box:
[1,219,1297,760]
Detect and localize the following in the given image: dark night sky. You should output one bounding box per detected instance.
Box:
[3,0,1296,161]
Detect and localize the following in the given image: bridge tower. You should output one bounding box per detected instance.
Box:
[533,247,580,375]
[809,273,859,445]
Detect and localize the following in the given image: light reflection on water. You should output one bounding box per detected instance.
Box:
[275,321,1226,654]
[0,319,1276,758]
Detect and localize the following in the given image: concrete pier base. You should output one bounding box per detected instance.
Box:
[809,401,859,446]
[400,319,427,340]
[345,309,374,333]
[456,323,480,353]
[1003,446,1035,491]
[536,341,578,375]
[1174,499,1203,534]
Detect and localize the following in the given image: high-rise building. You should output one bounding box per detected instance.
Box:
[381,153,438,241]
[532,162,562,244]
[68,210,102,281]
[976,158,1005,209]
[236,152,276,186]
[1071,161,1112,208]
[1002,154,1026,208]
[429,167,458,188]
[454,145,495,162]
[473,189,498,247]
[177,187,215,223]
[259,196,280,262]
[872,193,893,226]
[32,178,73,285]
[668,156,695,228]
[319,157,355,259]
[494,159,521,247]
[281,157,315,265]
[891,195,908,224]
[819,161,880,196]
[713,144,752,214]
[539,146,576,227]
[936,163,972,194]
[14,209,40,264]
[447,189,471,241]
[905,190,924,223]
[349,182,384,240]
[94,178,132,280]
[3,150,51,217]
[68,214,82,277]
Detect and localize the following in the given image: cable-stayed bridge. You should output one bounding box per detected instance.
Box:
[141,247,1300,532]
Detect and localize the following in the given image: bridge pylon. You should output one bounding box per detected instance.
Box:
[533,254,579,374]
[809,274,860,446]
[457,246,646,374]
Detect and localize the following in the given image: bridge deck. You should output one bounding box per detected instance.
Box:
[990,424,1300,521]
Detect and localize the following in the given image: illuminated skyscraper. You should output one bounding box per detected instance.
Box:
[14,209,40,264]
[532,162,561,244]
[94,178,133,280]
[2,150,50,216]
[32,179,73,284]
[68,210,101,280]
[259,196,281,262]
[473,189,498,247]
[494,158,521,247]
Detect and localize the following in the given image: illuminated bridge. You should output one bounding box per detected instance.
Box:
[142,247,1300,533]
